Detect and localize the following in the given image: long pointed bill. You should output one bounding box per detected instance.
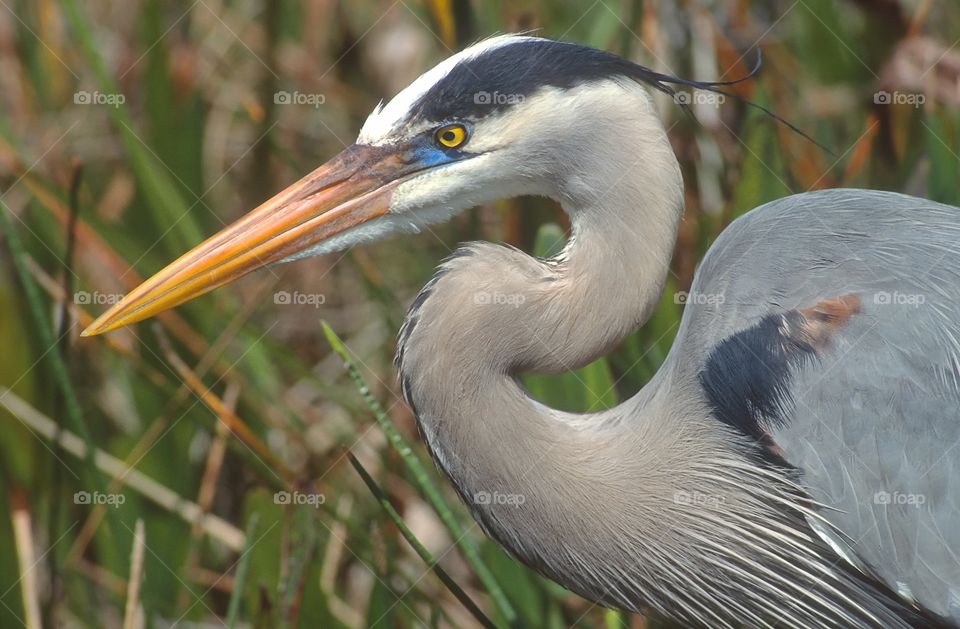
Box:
[82,143,415,336]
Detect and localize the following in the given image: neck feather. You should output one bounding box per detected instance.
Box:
[395,104,688,537]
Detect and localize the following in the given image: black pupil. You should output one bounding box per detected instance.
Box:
[442,130,456,143]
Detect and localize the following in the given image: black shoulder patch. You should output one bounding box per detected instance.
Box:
[699,295,861,443]
[700,311,815,441]
[411,39,652,123]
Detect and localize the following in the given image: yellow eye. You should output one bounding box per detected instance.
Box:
[435,124,467,148]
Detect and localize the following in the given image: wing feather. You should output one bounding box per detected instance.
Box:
[669,189,960,621]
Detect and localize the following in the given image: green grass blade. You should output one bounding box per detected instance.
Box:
[347,452,497,629]
[226,513,260,629]
[321,322,519,627]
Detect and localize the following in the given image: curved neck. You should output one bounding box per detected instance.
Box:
[394,93,841,622]
[394,143,698,610]
[395,89,701,610]
[396,104,685,484]
[522,159,684,373]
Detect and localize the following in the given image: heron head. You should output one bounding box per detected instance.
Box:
[83,35,682,335]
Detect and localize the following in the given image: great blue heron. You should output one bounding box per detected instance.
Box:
[83,35,960,627]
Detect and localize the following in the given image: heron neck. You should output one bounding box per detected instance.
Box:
[533,171,684,372]
[395,158,698,610]
[397,127,686,489]
[393,118,703,608]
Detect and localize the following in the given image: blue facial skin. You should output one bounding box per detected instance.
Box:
[402,122,475,169]
[408,142,456,167]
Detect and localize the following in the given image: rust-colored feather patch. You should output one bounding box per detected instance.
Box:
[796,294,862,351]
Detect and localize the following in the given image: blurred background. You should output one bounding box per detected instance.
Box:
[1,0,959,627]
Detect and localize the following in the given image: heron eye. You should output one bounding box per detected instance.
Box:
[435,124,467,148]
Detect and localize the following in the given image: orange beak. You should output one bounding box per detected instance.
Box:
[82,143,417,336]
